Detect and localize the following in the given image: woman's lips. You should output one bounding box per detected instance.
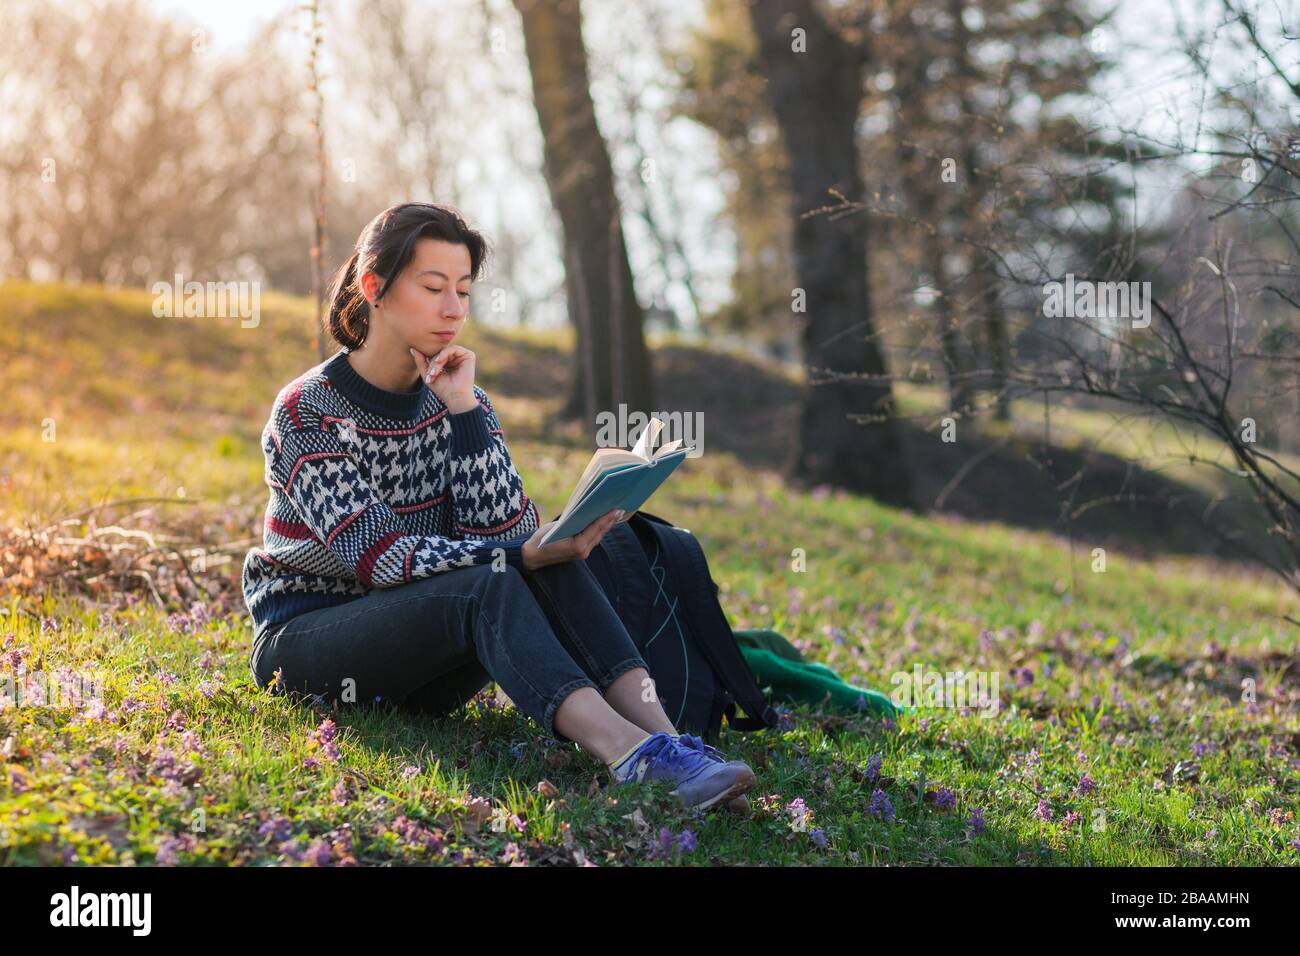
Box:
[432,331,456,338]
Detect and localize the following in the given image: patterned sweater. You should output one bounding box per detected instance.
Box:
[240,347,540,634]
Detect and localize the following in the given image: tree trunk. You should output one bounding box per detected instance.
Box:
[513,0,653,426]
[748,0,915,507]
[950,0,1009,420]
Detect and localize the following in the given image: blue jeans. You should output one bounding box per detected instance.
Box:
[249,560,649,743]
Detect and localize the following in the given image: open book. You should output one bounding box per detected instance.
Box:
[538,417,692,546]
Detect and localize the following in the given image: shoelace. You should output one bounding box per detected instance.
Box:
[625,732,675,776]
[633,732,710,779]
[676,733,728,763]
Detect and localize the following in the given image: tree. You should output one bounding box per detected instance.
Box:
[0,0,309,288]
[747,0,915,505]
[512,0,654,424]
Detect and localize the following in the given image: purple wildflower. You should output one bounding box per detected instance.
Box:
[188,602,211,628]
[1076,773,1097,796]
[304,839,333,866]
[391,815,443,852]
[785,797,813,831]
[650,826,677,860]
[678,828,697,853]
[864,753,883,783]
[257,817,293,843]
[868,789,895,822]
[500,842,527,866]
[8,766,28,794]
[308,718,340,764]
[809,828,828,847]
[933,787,956,810]
[968,807,986,835]
[1061,810,1083,830]
[1034,799,1053,821]
[155,837,182,866]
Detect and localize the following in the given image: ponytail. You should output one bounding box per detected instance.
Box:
[326,249,366,349]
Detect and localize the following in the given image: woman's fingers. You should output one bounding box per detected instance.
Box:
[570,509,619,556]
[408,348,436,382]
[427,347,463,381]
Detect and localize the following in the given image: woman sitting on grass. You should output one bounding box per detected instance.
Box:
[240,202,756,813]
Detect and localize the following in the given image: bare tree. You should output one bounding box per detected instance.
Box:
[0,0,310,288]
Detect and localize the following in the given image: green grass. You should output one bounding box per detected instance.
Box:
[1,281,1297,866]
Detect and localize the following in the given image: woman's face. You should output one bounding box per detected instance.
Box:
[363,238,473,353]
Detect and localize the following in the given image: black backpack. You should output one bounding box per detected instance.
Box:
[583,510,781,743]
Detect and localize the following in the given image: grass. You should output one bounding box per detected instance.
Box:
[0,280,1297,866]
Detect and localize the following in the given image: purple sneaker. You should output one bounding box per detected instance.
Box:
[610,732,756,811]
[675,733,729,763]
[676,733,752,813]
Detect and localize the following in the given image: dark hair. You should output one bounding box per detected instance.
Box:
[327,202,490,349]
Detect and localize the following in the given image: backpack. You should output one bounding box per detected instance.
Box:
[583,510,782,743]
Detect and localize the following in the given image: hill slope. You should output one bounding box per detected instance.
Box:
[0,282,1296,866]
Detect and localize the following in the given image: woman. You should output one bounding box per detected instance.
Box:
[241,203,756,812]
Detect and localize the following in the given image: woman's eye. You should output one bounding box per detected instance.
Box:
[458,292,470,299]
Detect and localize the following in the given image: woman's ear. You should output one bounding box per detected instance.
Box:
[359,270,381,306]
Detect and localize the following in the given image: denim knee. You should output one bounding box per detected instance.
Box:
[461,560,529,594]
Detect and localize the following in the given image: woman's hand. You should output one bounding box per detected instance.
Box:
[410,346,478,414]
[521,509,623,570]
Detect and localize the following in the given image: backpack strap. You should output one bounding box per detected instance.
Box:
[638,511,782,732]
[588,520,657,646]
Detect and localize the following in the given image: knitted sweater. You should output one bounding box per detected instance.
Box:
[240,347,540,633]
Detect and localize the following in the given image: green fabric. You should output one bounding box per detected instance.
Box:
[734,627,805,663]
[733,629,899,720]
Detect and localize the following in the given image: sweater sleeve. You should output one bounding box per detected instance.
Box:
[445,386,541,540]
[269,415,529,587]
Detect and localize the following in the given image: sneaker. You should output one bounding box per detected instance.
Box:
[674,733,729,763]
[609,732,756,811]
[675,733,752,814]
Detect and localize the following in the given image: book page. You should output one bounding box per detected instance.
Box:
[630,417,664,460]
